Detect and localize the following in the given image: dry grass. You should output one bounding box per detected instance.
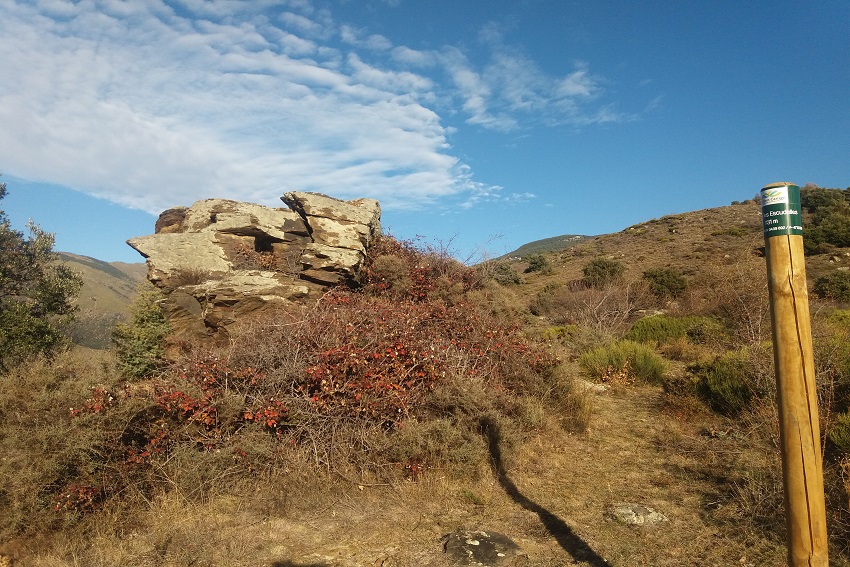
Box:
[7,352,850,566]
[0,374,810,567]
[8,203,850,565]
[0,396,714,565]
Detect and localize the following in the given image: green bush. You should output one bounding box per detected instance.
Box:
[487,261,522,286]
[578,340,666,384]
[814,271,850,302]
[692,351,763,415]
[685,318,730,346]
[642,267,687,299]
[828,412,850,455]
[112,287,170,379]
[523,253,551,274]
[800,185,850,254]
[827,309,850,328]
[582,258,625,288]
[540,324,582,342]
[626,315,717,345]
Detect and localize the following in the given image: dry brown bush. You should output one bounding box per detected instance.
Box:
[695,254,770,345]
[533,280,654,337]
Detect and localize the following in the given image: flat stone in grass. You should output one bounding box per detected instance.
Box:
[443,530,526,566]
[605,503,668,526]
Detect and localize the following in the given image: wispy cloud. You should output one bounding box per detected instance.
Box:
[0,0,633,215]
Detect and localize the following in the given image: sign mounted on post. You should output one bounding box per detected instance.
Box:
[760,181,828,566]
[761,183,803,237]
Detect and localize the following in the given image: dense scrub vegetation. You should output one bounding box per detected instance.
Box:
[0,235,584,547]
[801,183,850,255]
[642,267,687,299]
[581,257,625,287]
[815,271,850,302]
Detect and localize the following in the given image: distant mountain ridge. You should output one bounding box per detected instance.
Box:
[502,234,591,258]
[58,252,147,349]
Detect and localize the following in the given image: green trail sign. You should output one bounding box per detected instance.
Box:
[760,183,803,238]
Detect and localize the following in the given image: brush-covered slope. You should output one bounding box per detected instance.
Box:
[502,234,591,258]
[509,198,849,296]
[58,252,147,349]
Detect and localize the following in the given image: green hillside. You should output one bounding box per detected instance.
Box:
[58,252,147,349]
[502,234,591,258]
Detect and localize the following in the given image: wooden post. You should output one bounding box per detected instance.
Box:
[760,182,828,566]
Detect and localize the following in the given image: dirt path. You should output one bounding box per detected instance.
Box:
[197,386,784,566]
[503,386,783,566]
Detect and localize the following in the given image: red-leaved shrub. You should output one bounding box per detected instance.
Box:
[50,236,559,517]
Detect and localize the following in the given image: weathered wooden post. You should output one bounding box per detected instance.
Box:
[760,182,828,566]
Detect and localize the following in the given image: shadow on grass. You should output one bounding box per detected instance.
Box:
[480,416,611,567]
[272,561,329,567]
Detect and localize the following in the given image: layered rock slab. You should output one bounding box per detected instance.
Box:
[128,192,381,343]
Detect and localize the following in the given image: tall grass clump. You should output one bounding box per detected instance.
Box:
[626,314,721,345]
[578,339,666,384]
[691,344,774,415]
[828,412,850,456]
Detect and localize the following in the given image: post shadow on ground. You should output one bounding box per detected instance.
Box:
[479,416,611,567]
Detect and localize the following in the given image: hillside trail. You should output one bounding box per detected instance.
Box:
[171,383,785,566]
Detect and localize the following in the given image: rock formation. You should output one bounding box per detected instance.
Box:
[128,192,381,343]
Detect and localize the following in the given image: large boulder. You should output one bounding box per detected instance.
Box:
[128,192,381,343]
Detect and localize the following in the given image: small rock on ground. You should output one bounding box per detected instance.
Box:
[443,530,527,566]
[605,503,668,526]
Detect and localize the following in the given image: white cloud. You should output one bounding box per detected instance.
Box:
[346,53,434,95]
[279,11,326,38]
[440,47,519,131]
[391,45,437,67]
[645,94,664,112]
[478,21,505,45]
[0,0,634,217]
[0,0,474,214]
[557,68,598,97]
[339,24,392,51]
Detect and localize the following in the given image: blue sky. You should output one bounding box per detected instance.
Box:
[1,0,848,263]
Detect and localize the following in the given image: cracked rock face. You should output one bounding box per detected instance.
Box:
[127,192,381,344]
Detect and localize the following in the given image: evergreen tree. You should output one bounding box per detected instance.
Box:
[0,180,83,371]
[112,287,170,378]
